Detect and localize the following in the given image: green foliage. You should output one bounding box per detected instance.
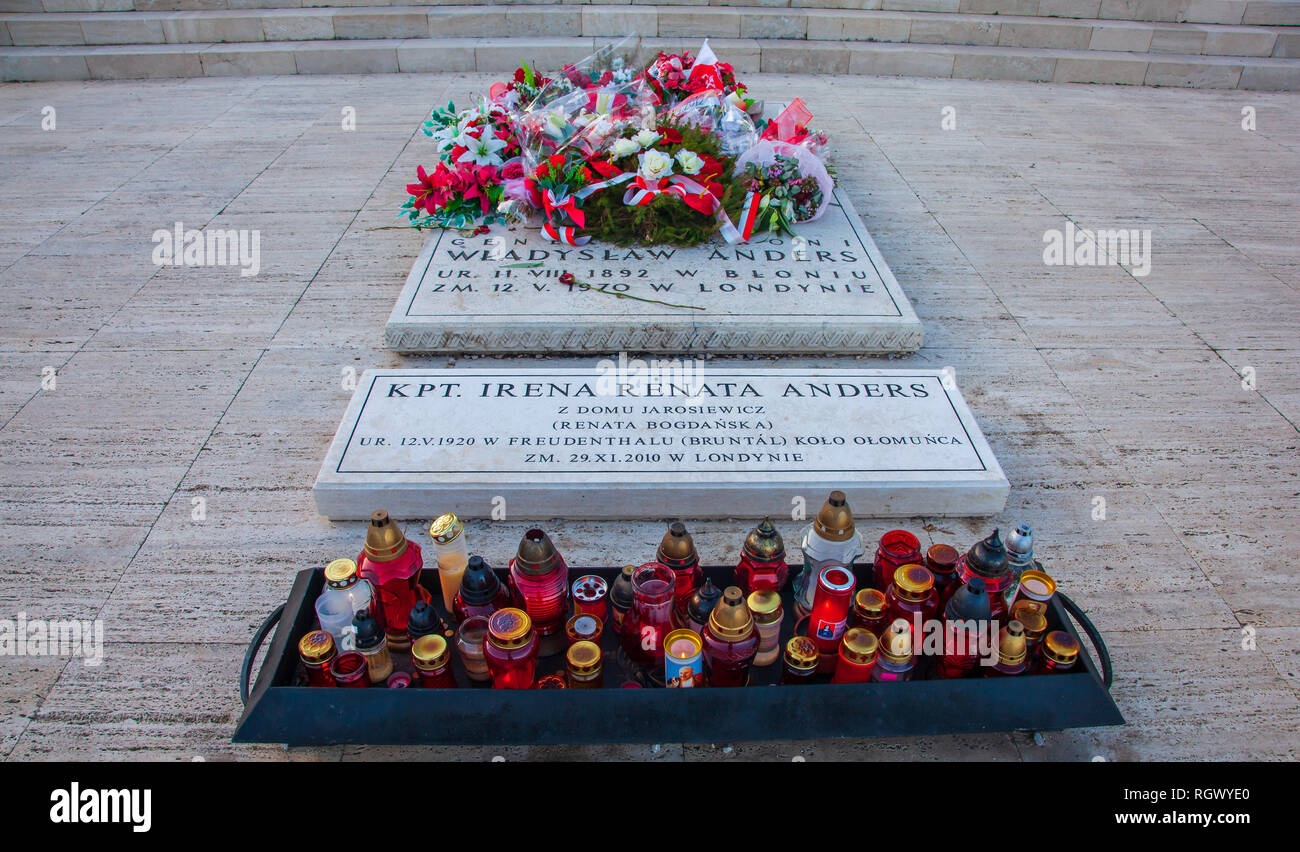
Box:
[578,123,741,247]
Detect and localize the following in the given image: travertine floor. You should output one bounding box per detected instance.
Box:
[0,72,1296,761]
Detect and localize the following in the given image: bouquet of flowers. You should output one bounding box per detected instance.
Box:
[402,37,834,247]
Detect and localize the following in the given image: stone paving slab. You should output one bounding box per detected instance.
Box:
[0,72,1295,761]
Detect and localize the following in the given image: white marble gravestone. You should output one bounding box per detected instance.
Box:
[313,367,1008,520]
[384,188,923,355]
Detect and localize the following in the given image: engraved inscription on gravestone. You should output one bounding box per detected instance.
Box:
[384,189,923,355]
[313,367,1008,520]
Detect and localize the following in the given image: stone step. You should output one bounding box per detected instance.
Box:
[1,0,1298,29]
[2,7,1296,58]
[3,34,1298,87]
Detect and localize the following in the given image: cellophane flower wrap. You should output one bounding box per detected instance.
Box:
[402,37,835,247]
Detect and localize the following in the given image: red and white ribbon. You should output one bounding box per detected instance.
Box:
[542,188,585,229]
[541,222,589,245]
[716,190,762,244]
[622,174,719,215]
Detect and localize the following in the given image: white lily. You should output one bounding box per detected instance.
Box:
[456,131,508,166]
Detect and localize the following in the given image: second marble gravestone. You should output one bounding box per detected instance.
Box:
[384,188,923,355]
[313,366,1009,520]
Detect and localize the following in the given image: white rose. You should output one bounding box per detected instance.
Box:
[675,149,705,176]
[638,149,675,182]
[633,129,662,148]
[587,116,615,140]
[610,138,641,158]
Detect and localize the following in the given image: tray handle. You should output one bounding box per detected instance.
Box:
[241,604,286,706]
[1056,591,1113,690]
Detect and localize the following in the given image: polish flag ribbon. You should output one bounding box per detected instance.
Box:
[541,222,590,246]
[542,188,585,229]
[622,174,719,215]
[716,191,763,245]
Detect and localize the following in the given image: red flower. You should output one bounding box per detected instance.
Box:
[501,159,525,180]
[588,159,622,180]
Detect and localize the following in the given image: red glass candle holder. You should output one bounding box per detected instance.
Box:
[885,564,940,632]
[508,528,569,654]
[657,522,702,623]
[955,530,1011,623]
[328,651,369,688]
[849,588,889,637]
[1032,630,1079,674]
[806,565,856,672]
[780,636,819,685]
[571,574,609,621]
[735,516,787,595]
[830,628,878,684]
[874,529,922,591]
[935,619,985,679]
[298,630,337,687]
[925,543,961,609]
[386,672,412,689]
[700,586,759,687]
[484,608,539,689]
[621,562,676,669]
[356,510,428,651]
[412,634,457,689]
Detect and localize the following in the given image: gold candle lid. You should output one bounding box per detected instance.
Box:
[324,558,359,589]
[1011,599,1047,619]
[925,543,959,571]
[487,608,533,649]
[707,586,754,641]
[893,564,935,597]
[840,628,879,665]
[879,618,913,664]
[853,587,887,616]
[998,621,1028,666]
[429,513,463,544]
[746,589,782,625]
[813,490,855,542]
[657,521,698,569]
[1014,606,1048,639]
[514,528,560,576]
[1017,569,1056,601]
[784,636,819,671]
[1042,630,1079,665]
[742,516,785,562]
[411,634,450,670]
[363,510,408,562]
[566,640,603,675]
[298,630,335,664]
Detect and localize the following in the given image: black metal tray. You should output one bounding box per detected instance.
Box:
[235,564,1123,745]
